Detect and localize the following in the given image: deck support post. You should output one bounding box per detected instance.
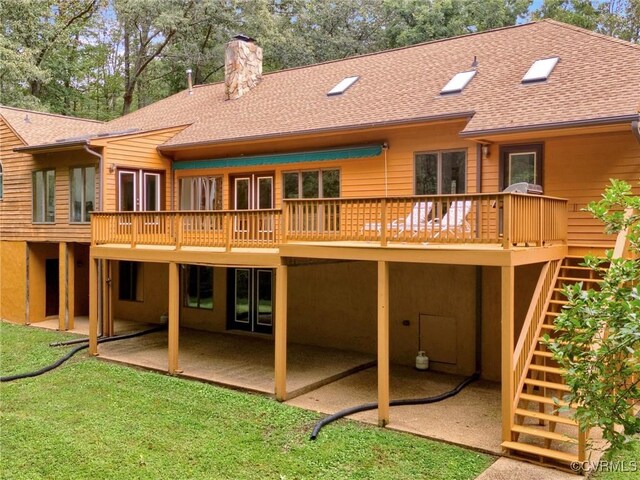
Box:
[168,262,180,374]
[67,243,75,331]
[275,265,288,401]
[89,257,99,356]
[102,260,113,337]
[501,265,515,443]
[377,260,390,427]
[58,242,68,331]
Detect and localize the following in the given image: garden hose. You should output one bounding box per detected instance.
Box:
[309,372,479,440]
[1,325,165,383]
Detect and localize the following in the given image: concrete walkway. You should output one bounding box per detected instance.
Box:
[476,458,583,480]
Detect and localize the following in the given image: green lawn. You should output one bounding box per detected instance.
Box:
[1,322,492,480]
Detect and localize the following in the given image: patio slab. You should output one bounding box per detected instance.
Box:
[476,457,582,480]
[287,365,503,455]
[97,327,375,397]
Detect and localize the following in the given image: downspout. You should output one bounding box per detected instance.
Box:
[83,144,104,337]
[383,143,389,197]
[632,119,640,144]
[83,144,103,210]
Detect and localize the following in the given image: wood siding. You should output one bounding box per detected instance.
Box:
[173,122,479,210]
[0,117,98,242]
[98,127,185,212]
[481,129,640,249]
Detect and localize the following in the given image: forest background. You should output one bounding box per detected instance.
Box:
[1,0,638,120]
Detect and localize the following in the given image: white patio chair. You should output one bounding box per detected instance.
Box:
[363,201,433,237]
[428,200,473,238]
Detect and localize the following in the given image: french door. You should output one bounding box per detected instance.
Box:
[228,268,273,334]
[232,174,274,236]
[118,169,162,211]
[233,174,274,211]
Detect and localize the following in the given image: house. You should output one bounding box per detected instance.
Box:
[0,20,638,471]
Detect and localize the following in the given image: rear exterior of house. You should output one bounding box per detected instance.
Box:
[1,20,639,472]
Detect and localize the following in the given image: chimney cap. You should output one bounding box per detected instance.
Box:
[233,34,256,43]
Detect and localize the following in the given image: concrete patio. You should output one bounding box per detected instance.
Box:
[94,326,375,398]
[288,365,504,455]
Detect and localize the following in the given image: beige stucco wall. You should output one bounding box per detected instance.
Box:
[0,241,27,323]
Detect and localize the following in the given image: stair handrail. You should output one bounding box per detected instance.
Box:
[512,258,562,409]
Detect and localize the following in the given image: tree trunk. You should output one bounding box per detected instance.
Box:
[122,23,133,115]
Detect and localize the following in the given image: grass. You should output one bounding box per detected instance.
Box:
[1,322,493,480]
[592,441,640,479]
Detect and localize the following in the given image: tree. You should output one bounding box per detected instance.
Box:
[546,179,640,455]
[533,0,640,42]
[383,0,531,47]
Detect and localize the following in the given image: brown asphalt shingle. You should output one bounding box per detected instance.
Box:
[99,20,638,149]
[0,106,102,146]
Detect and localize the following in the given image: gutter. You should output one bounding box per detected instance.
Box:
[14,140,88,153]
[460,114,640,138]
[158,112,476,153]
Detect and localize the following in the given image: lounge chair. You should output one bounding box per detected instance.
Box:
[363,201,432,237]
[428,200,473,238]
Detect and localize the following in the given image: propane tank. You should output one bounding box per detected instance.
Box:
[415,351,429,370]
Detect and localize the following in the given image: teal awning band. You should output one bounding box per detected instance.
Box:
[173,144,382,171]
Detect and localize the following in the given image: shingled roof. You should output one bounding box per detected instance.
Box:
[98,20,639,150]
[0,106,102,146]
[5,20,639,152]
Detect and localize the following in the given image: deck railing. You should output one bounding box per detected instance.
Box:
[92,193,568,250]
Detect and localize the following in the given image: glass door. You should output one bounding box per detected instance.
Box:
[118,169,163,212]
[232,174,274,238]
[229,268,273,334]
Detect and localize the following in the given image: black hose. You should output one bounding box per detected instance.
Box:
[309,372,479,440]
[1,325,165,383]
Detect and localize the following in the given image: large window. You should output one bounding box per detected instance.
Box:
[32,169,56,223]
[70,166,95,223]
[180,176,223,210]
[415,150,466,195]
[283,169,340,199]
[184,265,213,309]
[119,261,142,301]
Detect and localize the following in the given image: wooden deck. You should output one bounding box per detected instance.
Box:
[92,193,568,252]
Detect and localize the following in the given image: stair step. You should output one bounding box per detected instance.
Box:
[511,424,578,444]
[502,441,579,464]
[524,378,571,392]
[529,364,565,375]
[545,311,560,317]
[557,276,602,283]
[515,408,578,426]
[549,299,568,305]
[560,265,591,271]
[519,393,575,408]
[533,350,553,358]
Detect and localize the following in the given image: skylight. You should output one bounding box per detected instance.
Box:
[327,76,359,96]
[440,70,477,95]
[522,57,559,83]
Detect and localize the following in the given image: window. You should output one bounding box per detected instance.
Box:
[522,57,559,83]
[180,176,222,210]
[440,70,476,94]
[32,169,55,223]
[327,76,359,96]
[500,144,543,190]
[70,166,95,223]
[184,265,213,309]
[0,161,3,199]
[119,261,142,301]
[283,169,340,199]
[415,150,466,195]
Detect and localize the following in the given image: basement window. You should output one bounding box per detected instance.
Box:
[440,70,477,95]
[327,76,359,96]
[522,57,559,83]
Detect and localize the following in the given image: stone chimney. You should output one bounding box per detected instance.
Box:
[225,34,263,100]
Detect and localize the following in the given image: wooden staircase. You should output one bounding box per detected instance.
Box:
[503,256,606,471]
